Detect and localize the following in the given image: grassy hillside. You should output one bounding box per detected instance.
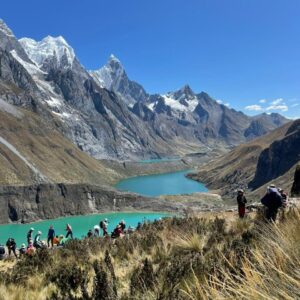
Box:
[0,104,120,186]
[0,206,299,299]
[188,121,296,199]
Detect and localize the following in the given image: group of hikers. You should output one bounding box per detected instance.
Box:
[0,218,141,260]
[236,184,288,221]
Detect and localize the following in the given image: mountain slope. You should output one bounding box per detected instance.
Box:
[188,120,299,198]
[0,100,120,186]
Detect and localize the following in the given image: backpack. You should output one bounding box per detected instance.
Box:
[0,245,5,255]
[100,221,104,229]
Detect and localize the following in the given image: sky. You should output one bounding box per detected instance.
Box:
[1,0,300,118]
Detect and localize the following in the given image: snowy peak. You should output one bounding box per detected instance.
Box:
[169,84,196,102]
[90,54,125,90]
[19,35,75,70]
[0,19,14,37]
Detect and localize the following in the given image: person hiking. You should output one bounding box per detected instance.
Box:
[66,224,73,239]
[261,184,283,222]
[100,218,108,236]
[237,189,247,218]
[27,228,34,244]
[111,224,123,239]
[119,220,126,231]
[6,238,17,258]
[94,225,100,237]
[87,229,93,238]
[33,231,43,249]
[19,243,26,257]
[47,225,55,248]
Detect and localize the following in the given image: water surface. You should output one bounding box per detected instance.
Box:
[116,170,207,197]
[139,157,180,164]
[0,212,169,246]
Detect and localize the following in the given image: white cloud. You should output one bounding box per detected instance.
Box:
[271,98,284,105]
[245,104,263,111]
[216,100,223,104]
[266,104,288,112]
[259,99,266,103]
[291,103,299,108]
[224,103,230,107]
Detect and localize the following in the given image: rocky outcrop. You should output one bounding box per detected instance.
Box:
[0,183,211,224]
[250,119,300,189]
[291,165,300,196]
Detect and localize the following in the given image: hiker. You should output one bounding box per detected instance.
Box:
[27,228,34,244]
[47,225,55,248]
[261,184,283,222]
[119,220,126,231]
[94,225,100,237]
[237,189,247,218]
[111,224,123,239]
[0,244,6,260]
[6,238,17,258]
[33,231,43,249]
[87,229,93,238]
[19,243,26,257]
[53,235,60,246]
[136,222,142,231]
[66,224,73,239]
[127,226,134,234]
[58,235,68,247]
[26,242,36,256]
[100,218,109,236]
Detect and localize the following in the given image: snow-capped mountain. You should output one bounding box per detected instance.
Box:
[19,36,76,71]
[90,55,148,106]
[0,19,290,161]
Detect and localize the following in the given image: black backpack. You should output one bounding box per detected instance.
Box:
[99,221,104,229]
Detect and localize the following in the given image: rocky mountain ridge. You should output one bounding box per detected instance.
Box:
[0,19,290,162]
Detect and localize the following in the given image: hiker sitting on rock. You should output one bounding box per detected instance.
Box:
[33,231,44,249]
[237,189,247,218]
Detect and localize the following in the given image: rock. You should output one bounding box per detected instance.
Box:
[291,165,300,197]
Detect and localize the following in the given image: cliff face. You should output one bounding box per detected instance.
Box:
[249,120,300,189]
[291,165,300,196]
[0,183,181,224]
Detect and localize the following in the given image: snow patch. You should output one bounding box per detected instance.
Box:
[19,36,75,68]
[10,50,45,76]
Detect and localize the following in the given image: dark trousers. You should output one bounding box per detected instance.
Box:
[238,205,246,218]
[66,231,73,239]
[47,237,54,247]
[8,247,17,258]
[266,208,278,222]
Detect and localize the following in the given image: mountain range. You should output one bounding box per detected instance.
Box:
[0,19,289,164]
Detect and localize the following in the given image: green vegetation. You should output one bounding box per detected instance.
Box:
[0,208,299,299]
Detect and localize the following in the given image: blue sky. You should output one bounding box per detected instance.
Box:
[2,0,300,118]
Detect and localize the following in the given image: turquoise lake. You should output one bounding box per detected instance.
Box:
[115,169,208,197]
[139,157,180,163]
[0,212,169,246]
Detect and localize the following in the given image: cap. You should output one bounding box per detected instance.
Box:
[37,231,42,235]
[30,228,34,231]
